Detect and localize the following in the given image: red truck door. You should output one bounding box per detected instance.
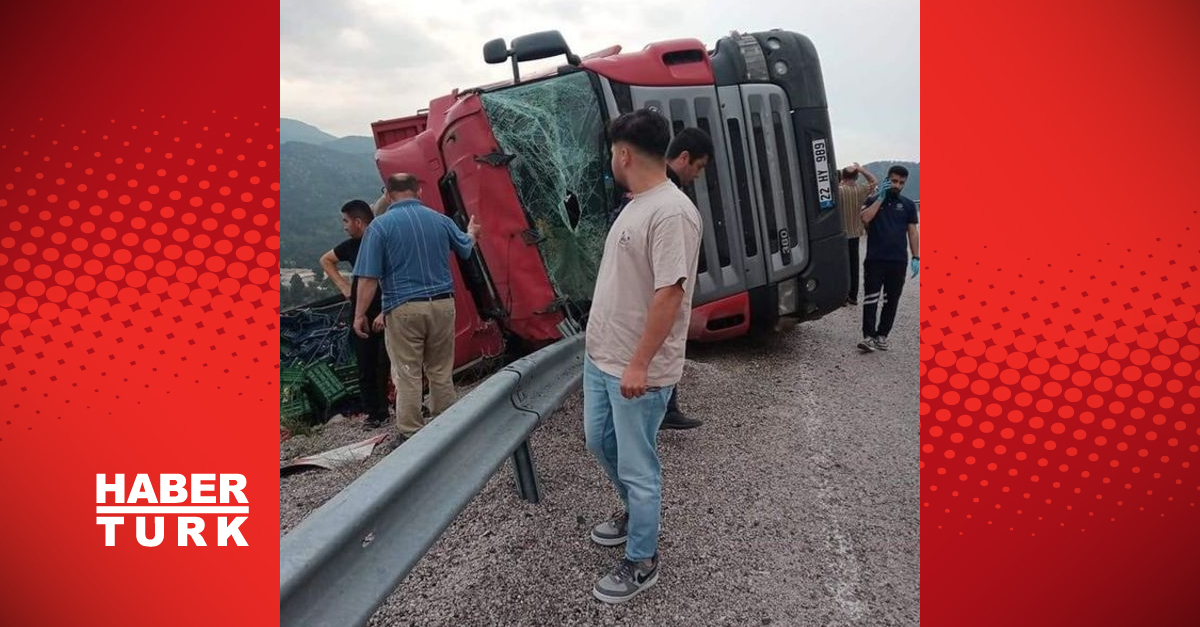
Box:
[372,128,505,371]
[435,93,567,345]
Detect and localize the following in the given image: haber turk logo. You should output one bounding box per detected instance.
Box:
[95,474,250,547]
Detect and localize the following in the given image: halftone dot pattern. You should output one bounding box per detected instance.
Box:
[921,231,1200,534]
[0,109,280,443]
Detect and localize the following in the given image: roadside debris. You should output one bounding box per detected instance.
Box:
[280,433,390,475]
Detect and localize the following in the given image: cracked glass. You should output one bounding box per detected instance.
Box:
[480,71,613,307]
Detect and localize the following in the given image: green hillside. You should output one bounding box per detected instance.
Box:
[280,118,337,145]
[323,135,376,154]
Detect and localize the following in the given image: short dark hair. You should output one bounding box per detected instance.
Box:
[887,165,909,179]
[608,109,671,159]
[387,173,420,193]
[666,127,714,163]
[340,199,373,223]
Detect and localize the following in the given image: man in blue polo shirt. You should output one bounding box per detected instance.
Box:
[857,165,920,353]
[353,173,481,439]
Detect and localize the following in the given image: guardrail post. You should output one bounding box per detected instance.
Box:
[511,438,541,503]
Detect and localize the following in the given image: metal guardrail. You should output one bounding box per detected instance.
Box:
[280,334,585,627]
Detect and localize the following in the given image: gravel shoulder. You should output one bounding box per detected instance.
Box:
[281,278,920,626]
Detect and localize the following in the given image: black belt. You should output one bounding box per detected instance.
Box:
[412,292,453,302]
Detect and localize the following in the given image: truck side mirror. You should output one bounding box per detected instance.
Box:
[485,31,578,84]
[510,30,575,64]
[483,38,509,64]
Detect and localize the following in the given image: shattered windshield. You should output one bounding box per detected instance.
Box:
[480,71,613,306]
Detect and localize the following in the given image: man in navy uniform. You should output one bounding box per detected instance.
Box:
[857,165,920,352]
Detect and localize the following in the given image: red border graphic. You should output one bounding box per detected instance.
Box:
[923,1,1200,624]
[0,2,279,625]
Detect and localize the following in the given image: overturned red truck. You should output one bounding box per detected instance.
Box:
[370,30,849,370]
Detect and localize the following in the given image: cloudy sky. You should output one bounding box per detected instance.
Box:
[281,0,919,162]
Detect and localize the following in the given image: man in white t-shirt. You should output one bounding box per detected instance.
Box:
[584,109,702,604]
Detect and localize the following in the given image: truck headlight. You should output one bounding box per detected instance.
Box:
[778,278,799,316]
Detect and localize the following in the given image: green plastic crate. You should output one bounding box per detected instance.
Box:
[281,396,312,423]
[333,364,358,386]
[281,366,306,386]
[305,362,349,408]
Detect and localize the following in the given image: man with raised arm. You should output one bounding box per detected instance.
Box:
[353,174,481,440]
[319,199,389,428]
[838,162,878,306]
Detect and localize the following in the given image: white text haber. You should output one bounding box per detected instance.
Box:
[95,474,250,547]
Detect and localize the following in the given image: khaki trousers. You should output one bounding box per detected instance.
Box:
[383,299,457,436]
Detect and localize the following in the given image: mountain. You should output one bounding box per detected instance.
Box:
[279,141,382,268]
[278,118,381,269]
[279,118,376,155]
[280,118,337,145]
[323,135,377,154]
[863,160,920,200]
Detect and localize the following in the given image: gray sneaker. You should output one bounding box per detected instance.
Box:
[857,337,876,352]
[593,555,659,604]
[875,335,890,351]
[590,511,628,547]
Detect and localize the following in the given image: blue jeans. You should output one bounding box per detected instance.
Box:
[583,355,673,561]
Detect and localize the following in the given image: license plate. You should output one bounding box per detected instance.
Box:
[812,139,834,209]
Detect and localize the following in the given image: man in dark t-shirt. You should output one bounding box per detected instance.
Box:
[857,165,920,353]
[319,200,389,428]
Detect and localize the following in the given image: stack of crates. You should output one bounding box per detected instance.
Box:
[279,355,362,426]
